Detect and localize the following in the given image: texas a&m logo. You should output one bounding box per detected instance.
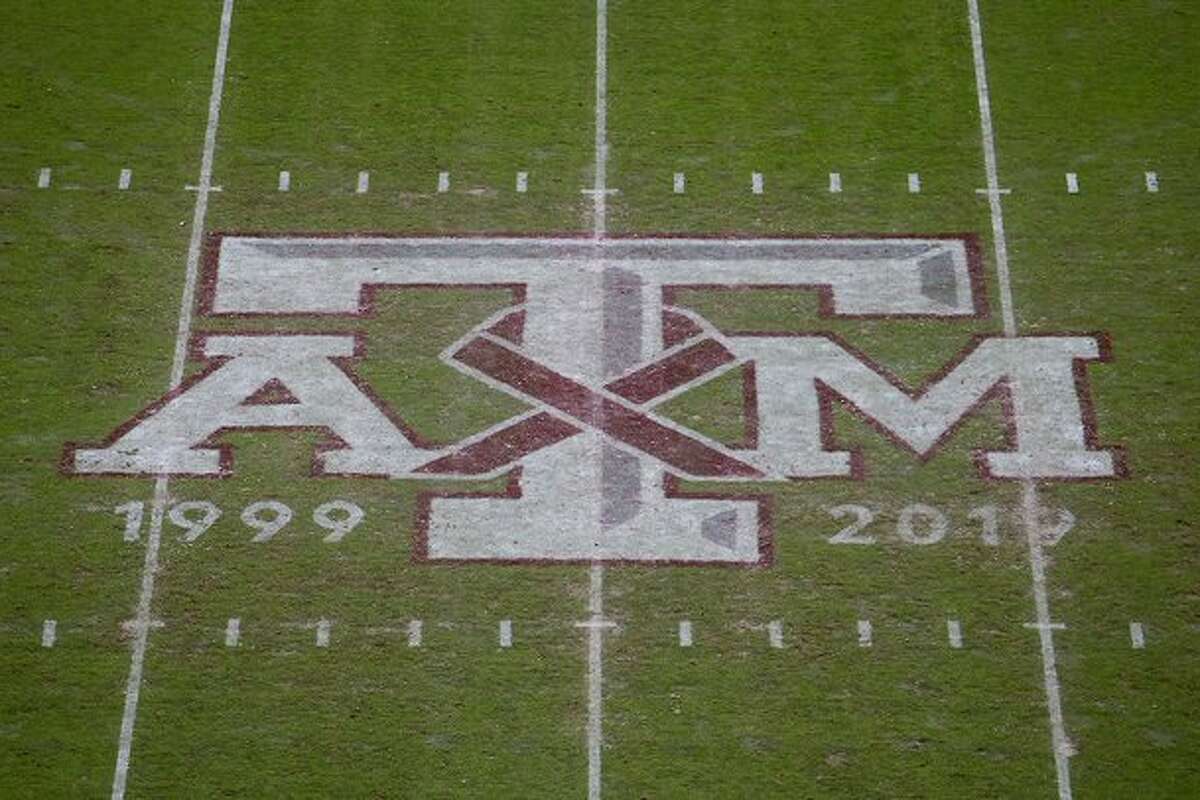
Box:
[64,236,1123,564]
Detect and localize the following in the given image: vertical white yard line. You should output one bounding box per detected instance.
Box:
[586,563,605,800]
[585,4,609,799]
[110,2,235,798]
[967,2,1073,797]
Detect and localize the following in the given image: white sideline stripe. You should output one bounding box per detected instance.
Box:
[767,620,783,649]
[678,620,693,647]
[278,170,290,192]
[673,172,685,194]
[356,170,369,194]
[110,2,234,798]
[516,171,528,193]
[829,172,842,193]
[1144,171,1158,193]
[407,619,423,648]
[857,619,873,648]
[947,619,963,649]
[908,172,921,193]
[437,170,450,193]
[224,618,240,648]
[968,4,1074,795]
[118,169,132,191]
[751,171,763,195]
[37,167,51,188]
[1065,172,1079,194]
[315,619,331,648]
[1129,622,1146,650]
[41,619,57,648]
[499,619,513,648]
[586,4,609,800]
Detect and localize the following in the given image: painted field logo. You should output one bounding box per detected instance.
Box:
[65,236,1123,564]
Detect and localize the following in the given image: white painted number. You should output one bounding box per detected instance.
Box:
[896,503,949,545]
[113,501,145,542]
[967,504,1000,546]
[242,500,293,543]
[313,500,364,543]
[1038,507,1076,546]
[170,501,221,543]
[826,505,876,545]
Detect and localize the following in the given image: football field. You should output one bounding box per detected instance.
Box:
[2,1,1198,797]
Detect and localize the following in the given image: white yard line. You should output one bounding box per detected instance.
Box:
[967,2,1073,797]
[583,4,610,799]
[110,2,235,798]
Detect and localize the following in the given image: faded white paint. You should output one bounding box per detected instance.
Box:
[767,620,783,649]
[118,169,132,191]
[356,170,369,194]
[826,505,876,545]
[947,619,963,649]
[829,172,842,193]
[673,172,685,194]
[896,504,948,545]
[313,500,364,543]
[278,170,290,192]
[678,620,693,647]
[908,172,921,193]
[1065,173,1079,194]
[169,501,221,543]
[499,619,513,648]
[224,617,240,647]
[1129,622,1145,650]
[751,172,763,194]
[516,171,528,193]
[1144,171,1158,193]
[315,618,331,648]
[41,619,57,648]
[407,619,423,648]
[37,167,51,188]
[113,501,144,542]
[857,619,873,648]
[437,171,450,193]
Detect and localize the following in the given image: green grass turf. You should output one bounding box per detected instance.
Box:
[1,0,1197,797]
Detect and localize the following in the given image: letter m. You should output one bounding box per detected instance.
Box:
[738,334,1123,480]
